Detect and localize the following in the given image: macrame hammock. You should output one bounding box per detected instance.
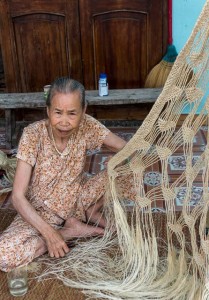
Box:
[1,1,209,299]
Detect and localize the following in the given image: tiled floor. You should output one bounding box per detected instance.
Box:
[0,125,207,212]
[84,126,208,212]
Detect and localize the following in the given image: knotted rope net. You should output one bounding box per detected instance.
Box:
[38,2,209,299]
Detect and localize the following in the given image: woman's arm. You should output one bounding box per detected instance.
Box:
[12,159,69,258]
[103,132,127,153]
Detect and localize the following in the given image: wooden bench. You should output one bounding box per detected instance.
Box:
[0,88,161,149]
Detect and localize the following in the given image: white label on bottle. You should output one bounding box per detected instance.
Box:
[99,83,108,96]
[99,78,107,84]
[99,81,108,96]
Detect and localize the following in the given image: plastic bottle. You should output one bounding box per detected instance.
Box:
[98,73,108,96]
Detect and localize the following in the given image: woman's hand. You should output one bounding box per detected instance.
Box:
[44,228,70,258]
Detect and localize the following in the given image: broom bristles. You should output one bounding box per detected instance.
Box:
[144,61,173,88]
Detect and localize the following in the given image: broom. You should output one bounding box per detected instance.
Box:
[144,0,178,88]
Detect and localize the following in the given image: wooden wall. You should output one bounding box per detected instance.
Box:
[0,0,168,123]
[0,43,5,93]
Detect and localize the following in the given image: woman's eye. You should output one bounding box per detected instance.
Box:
[69,113,77,117]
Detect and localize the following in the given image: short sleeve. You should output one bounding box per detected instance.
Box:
[16,125,40,167]
[85,115,110,151]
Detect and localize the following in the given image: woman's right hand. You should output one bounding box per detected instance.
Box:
[44,228,70,258]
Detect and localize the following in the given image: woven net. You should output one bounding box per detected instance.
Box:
[38,1,209,299]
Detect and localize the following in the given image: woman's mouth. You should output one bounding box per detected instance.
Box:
[58,129,71,134]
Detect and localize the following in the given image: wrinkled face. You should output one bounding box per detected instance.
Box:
[47,91,86,138]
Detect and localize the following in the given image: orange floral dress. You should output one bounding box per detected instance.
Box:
[0,114,110,272]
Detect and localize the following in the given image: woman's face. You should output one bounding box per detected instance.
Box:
[47,91,86,139]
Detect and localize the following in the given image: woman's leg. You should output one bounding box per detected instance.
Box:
[78,171,108,228]
[0,215,40,272]
[86,196,106,228]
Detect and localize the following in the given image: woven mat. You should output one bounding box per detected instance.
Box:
[0,275,86,300]
[0,209,200,299]
[0,209,86,300]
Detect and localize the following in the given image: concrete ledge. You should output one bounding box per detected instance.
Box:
[0,88,162,109]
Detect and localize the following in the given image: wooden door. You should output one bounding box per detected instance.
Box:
[0,0,82,92]
[79,0,168,89]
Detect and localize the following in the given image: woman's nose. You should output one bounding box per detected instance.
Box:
[60,115,69,125]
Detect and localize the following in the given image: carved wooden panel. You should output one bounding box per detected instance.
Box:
[0,0,82,92]
[79,0,168,89]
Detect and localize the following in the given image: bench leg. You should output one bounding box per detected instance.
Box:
[5,109,15,149]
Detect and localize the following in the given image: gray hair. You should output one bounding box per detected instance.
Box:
[46,77,86,109]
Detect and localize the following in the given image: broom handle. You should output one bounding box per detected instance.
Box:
[168,0,173,45]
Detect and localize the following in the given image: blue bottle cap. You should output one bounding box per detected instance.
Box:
[99,73,107,79]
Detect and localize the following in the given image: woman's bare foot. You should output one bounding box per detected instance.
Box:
[86,197,106,228]
[34,237,48,258]
[33,217,105,259]
[60,217,104,240]
[86,211,106,228]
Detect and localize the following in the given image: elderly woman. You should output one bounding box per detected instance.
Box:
[0,77,127,272]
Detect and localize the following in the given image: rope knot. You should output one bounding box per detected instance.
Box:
[158,118,176,132]
[182,126,195,143]
[185,87,204,103]
[167,222,182,234]
[162,187,176,202]
[138,197,151,208]
[156,146,172,160]
[184,214,195,227]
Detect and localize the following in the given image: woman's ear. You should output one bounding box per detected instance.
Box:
[46,106,50,118]
[83,105,87,115]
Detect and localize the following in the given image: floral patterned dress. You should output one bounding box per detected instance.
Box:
[0,114,110,272]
